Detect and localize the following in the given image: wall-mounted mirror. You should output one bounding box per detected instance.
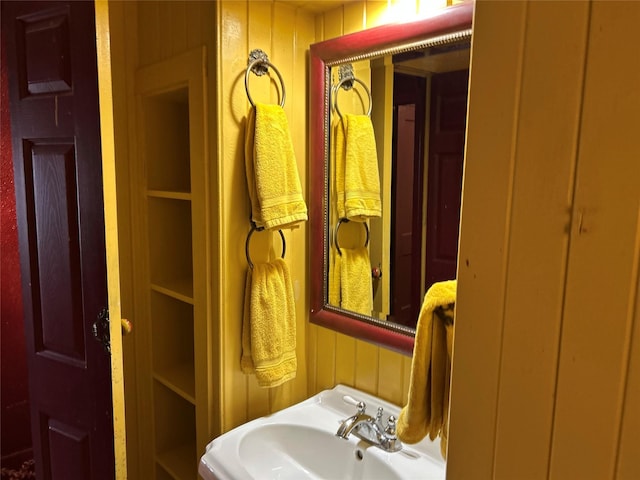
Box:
[309,2,473,355]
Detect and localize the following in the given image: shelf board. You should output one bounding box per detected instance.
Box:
[154,364,196,404]
[151,279,194,304]
[147,189,192,201]
[156,441,197,480]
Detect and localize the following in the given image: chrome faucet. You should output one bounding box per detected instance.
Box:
[336,401,402,452]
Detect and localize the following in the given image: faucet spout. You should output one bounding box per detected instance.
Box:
[335,401,403,452]
[336,412,373,439]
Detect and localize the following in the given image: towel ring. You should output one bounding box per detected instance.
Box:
[245,49,286,108]
[334,218,369,257]
[245,224,286,269]
[334,77,372,120]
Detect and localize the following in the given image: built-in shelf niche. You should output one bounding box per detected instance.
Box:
[151,291,195,403]
[147,197,193,300]
[153,381,197,480]
[133,45,208,480]
[142,88,191,194]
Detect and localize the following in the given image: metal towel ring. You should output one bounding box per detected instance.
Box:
[245,49,286,108]
[334,77,372,120]
[245,224,286,269]
[334,218,369,257]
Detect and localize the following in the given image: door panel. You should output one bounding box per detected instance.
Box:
[425,69,469,289]
[2,2,115,479]
[390,73,426,327]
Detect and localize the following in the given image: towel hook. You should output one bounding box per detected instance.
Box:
[245,49,286,108]
[334,218,369,257]
[333,65,372,119]
[245,223,286,269]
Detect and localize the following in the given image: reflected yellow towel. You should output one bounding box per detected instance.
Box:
[334,114,381,221]
[340,247,373,316]
[240,258,297,388]
[345,114,381,219]
[397,280,456,459]
[245,104,307,230]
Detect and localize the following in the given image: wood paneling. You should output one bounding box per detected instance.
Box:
[550,1,640,477]
[217,1,315,431]
[449,1,640,478]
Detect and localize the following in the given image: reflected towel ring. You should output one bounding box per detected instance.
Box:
[334,77,372,119]
[334,218,369,257]
[245,49,286,108]
[245,224,286,269]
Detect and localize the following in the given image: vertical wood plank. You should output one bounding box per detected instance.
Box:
[378,348,406,405]
[219,0,250,432]
[355,340,379,394]
[336,334,357,386]
[137,1,161,66]
[343,1,365,34]
[186,1,204,50]
[447,1,528,477]
[493,2,589,478]
[158,1,172,60]
[550,1,640,477]
[170,0,188,56]
[617,263,640,478]
[365,1,389,29]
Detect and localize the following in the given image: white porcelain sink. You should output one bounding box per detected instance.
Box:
[198,385,445,480]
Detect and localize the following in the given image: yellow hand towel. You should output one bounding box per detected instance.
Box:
[245,103,308,230]
[397,280,457,459]
[344,114,381,221]
[340,246,373,316]
[240,258,297,388]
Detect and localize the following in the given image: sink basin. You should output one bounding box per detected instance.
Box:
[198,385,445,480]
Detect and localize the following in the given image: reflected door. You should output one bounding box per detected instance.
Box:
[390,73,426,327]
[425,69,469,290]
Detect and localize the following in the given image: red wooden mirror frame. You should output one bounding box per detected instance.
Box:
[309,2,474,356]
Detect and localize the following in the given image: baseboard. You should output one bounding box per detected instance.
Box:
[0,448,33,472]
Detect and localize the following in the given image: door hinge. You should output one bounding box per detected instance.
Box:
[92,307,111,355]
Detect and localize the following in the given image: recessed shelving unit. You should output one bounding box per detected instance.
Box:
[133,46,209,480]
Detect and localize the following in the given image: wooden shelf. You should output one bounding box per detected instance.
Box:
[156,441,197,480]
[154,363,196,404]
[151,280,194,304]
[147,189,192,201]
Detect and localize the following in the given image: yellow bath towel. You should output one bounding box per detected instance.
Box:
[245,103,308,230]
[340,246,373,316]
[240,258,297,388]
[397,280,457,459]
[334,114,381,221]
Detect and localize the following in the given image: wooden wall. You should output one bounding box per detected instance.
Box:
[448,1,640,478]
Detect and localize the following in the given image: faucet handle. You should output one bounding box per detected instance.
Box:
[356,401,367,414]
[385,415,398,438]
[375,407,384,421]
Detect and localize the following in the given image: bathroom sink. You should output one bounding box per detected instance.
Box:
[198,385,446,480]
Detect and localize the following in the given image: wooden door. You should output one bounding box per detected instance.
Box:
[390,73,426,327]
[2,2,115,479]
[425,69,469,290]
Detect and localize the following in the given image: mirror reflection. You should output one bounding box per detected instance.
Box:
[327,36,471,330]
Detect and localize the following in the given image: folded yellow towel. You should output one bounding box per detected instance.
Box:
[245,103,307,230]
[397,280,457,459]
[340,246,373,316]
[240,258,297,388]
[338,114,381,221]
